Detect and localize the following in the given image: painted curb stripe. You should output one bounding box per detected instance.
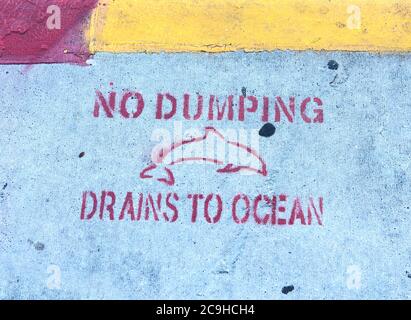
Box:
[89,0,411,53]
[2,0,411,65]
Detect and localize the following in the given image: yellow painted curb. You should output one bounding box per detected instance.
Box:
[88,0,411,53]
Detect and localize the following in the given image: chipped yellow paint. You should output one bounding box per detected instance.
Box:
[88,0,411,53]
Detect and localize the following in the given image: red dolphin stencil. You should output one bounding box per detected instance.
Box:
[140,127,267,186]
[0,0,98,64]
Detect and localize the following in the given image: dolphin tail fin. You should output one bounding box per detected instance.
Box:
[139,164,175,186]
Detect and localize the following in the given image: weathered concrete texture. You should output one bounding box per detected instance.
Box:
[0,52,410,299]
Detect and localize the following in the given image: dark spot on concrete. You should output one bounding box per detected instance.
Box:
[217,270,229,274]
[2,183,7,190]
[241,87,247,97]
[281,285,294,295]
[34,242,45,251]
[406,271,411,278]
[79,152,85,158]
[328,60,339,70]
[329,74,338,85]
[259,123,276,137]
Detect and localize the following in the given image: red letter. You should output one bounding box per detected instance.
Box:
[208,95,234,120]
[120,91,144,118]
[183,94,203,120]
[277,194,287,225]
[99,191,116,220]
[275,97,295,123]
[93,90,116,118]
[80,191,97,220]
[307,197,324,225]
[288,197,306,225]
[119,192,135,220]
[204,194,222,223]
[136,193,144,221]
[232,194,250,224]
[144,194,159,221]
[239,96,258,121]
[262,97,270,122]
[164,193,179,222]
[253,195,272,224]
[301,97,323,123]
[156,93,177,119]
[188,194,204,223]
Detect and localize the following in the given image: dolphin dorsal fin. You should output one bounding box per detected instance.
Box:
[204,127,224,140]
